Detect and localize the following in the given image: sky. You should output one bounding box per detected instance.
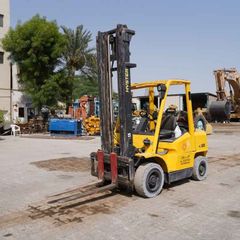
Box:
[10,0,240,93]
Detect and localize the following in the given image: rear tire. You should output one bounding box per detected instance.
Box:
[192,156,208,181]
[134,163,164,198]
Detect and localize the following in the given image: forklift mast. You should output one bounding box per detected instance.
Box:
[97,24,136,157]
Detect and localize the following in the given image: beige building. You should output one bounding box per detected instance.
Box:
[0,0,31,124]
[0,0,11,121]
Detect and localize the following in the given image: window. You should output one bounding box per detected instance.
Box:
[0,14,3,27]
[18,108,25,118]
[0,52,3,64]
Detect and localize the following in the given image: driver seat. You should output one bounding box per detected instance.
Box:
[159,114,177,139]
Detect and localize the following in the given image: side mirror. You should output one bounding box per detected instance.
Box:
[157,84,166,99]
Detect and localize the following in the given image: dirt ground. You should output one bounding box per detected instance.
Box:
[30,157,90,172]
[0,123,239,240]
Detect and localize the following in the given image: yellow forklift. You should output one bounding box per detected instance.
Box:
[89,25,208,198]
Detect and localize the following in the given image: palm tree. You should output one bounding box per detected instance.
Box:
[61,25,96,110]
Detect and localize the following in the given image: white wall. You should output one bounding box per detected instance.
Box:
[11,65,33,123]
[165,95,183,111]
[0,0,10,120]
[0,0,32,124]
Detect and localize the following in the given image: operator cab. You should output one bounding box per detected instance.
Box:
[132,103,189,142]
[130,81,195,154]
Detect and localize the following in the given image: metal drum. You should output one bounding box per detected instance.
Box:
[209,100,231,122]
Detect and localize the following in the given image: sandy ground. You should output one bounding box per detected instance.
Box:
[0,123,239,240]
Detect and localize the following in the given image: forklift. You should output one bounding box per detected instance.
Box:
[89,25,208,198]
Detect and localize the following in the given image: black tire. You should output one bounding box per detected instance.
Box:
[194,115,207,131]
[134,163,164,198]
[192,156,208,181]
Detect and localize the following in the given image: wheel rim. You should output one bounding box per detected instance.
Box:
[197,120,204,130]
[146,169,161,193]
[199,161,206,176]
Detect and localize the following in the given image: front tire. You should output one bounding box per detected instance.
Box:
[192,156,208,181]
[134,163,164,198]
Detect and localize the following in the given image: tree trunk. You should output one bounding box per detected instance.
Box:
[65,68,75,114]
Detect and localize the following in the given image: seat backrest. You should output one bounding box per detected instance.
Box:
[161,114,176,131]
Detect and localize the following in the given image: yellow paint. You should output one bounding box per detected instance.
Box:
[149,87,155,131]
[115,79,208,174]
[125,69,130,92]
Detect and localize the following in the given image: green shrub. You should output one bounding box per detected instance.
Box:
[0,110,4,124]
